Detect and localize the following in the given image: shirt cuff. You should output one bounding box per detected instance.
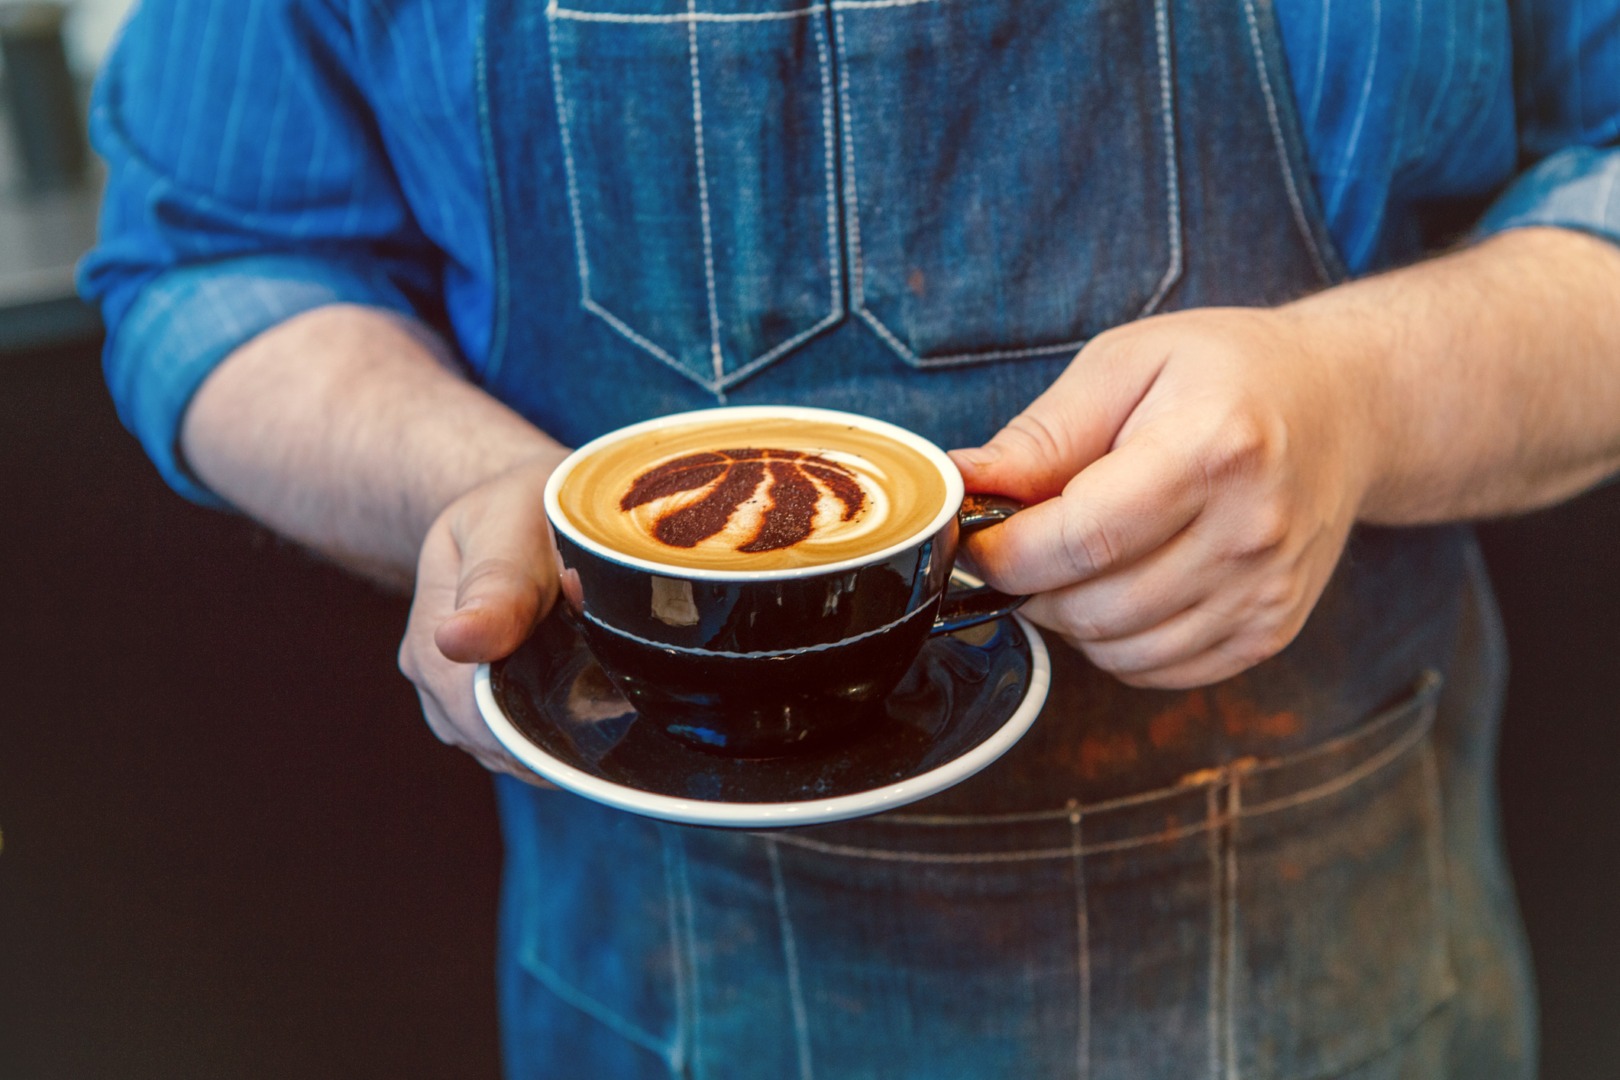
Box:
[101,255,418,507]
[1476,145,1620,250]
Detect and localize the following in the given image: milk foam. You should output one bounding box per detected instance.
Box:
[619,447,895,556]
[557,416,951,572]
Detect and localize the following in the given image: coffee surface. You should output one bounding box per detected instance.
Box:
[559,417,950,571]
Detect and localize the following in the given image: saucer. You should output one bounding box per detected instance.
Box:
[475,607,1050,829]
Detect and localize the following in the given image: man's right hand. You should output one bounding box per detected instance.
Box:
[398,457,563,783]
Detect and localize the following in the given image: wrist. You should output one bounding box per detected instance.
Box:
[437,444,572,536]
[1276,228,1620,524]
[433,438,571,519]
[1271,297,1397,524]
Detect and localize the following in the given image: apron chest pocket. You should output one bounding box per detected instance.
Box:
[835,0,1181,368]
[547,0,845,392]
[546,0,1182,388]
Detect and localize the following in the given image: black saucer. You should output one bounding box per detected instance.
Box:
[478,604,1050,827]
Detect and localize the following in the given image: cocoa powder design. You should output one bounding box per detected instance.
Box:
[619,448,866,552]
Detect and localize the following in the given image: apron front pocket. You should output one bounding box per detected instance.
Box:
[684,672,1456,1079]
[547,0,844,391]
[1223,672,1457,1079]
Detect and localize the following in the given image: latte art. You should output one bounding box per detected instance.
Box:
[557,416,950,571]
[620,448,872,554]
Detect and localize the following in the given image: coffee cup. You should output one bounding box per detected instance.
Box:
[543,406,1024,757]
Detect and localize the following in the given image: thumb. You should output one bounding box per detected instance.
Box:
[949,340,1162,503]
[434,499,557,664]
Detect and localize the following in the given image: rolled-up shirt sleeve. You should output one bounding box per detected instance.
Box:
[78,0,441,507]
[1477,0,1620,247]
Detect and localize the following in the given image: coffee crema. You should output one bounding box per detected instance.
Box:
[557,417,951,571]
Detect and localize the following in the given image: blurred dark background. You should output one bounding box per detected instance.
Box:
[0,4,507,1068]
[1,337,504,1078]
[1,2,1618,1076]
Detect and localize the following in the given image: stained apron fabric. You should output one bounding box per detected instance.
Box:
[478,0,1537,1075]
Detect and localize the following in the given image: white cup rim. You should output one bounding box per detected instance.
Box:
[543,405,967,582]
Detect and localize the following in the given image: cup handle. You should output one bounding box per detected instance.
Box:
[932,494,1028,636]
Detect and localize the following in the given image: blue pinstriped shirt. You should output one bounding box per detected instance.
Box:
[80,0,1620,505]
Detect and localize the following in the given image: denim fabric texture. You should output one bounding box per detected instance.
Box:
[475,0,1534,1075]
[497,678,1454,1079]
[80,0,1620,501]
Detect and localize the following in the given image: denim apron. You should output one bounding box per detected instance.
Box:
[478,0,1536,1075]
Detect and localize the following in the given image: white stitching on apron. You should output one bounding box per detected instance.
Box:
[1069,801,1092,1080]
[548,0,844,390]
[877,674,1442,828]
[768,837,818,1080]
[662,830,693,1076]
[1224,776,1243,1080]
[770,695,1438,862]
[836,0,1180,368]
[1138,0,1184,318]
[675,832,704,1077]
[522,954,675,1059]
[1207,783,1223,1080]
[552,2,825,23]
[1420,740,1462,1003]
[1239,0,1337,284]
[684,0,726,383]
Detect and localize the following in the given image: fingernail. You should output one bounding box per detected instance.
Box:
[953,446,1001,468]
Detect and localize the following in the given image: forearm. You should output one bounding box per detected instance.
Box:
[1288,226,1620,524]
[180,305,567,589]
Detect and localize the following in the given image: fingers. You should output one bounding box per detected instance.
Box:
[434,498,557,664]
[400,464,566,787]
[966,431,1206,595]
[402,497,557,786]
[413,681,555,788]
[1014,529,1204,642]
[1025,586,1284,690]
[950,336,1166,502]
[1052,600,1234,682]
[942,310,1366,690]
[436,563,548,663]
[1086,616,1299,692]
[1014,523,1321,689]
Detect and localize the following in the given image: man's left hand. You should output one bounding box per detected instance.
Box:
[950,307,1379,690]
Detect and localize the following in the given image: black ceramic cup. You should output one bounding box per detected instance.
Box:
[543,407,1025,757]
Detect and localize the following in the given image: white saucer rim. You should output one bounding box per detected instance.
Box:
[474,613,1052,828]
